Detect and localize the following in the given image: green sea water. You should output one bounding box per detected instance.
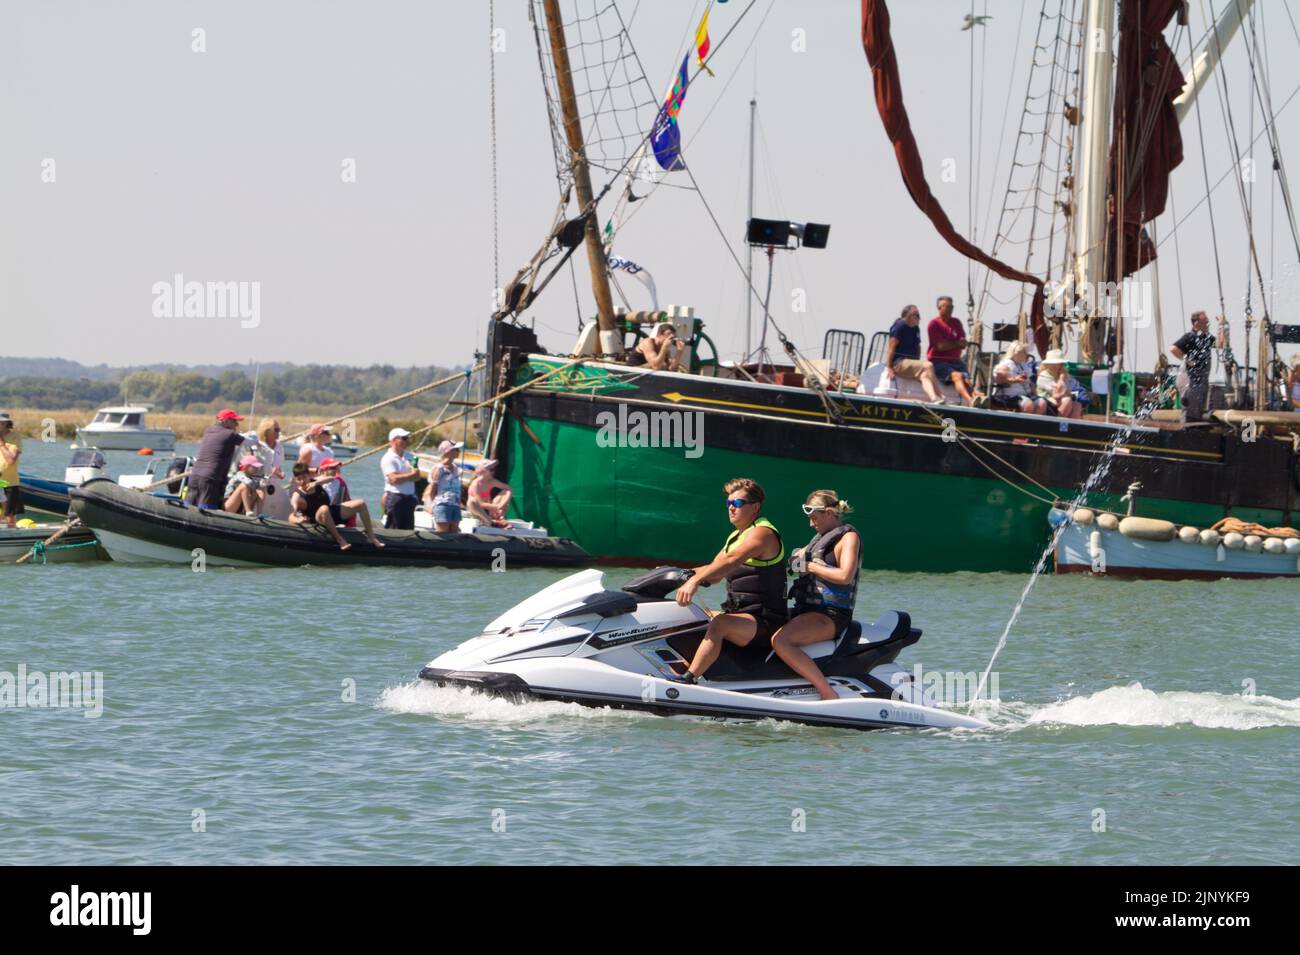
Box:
[2,440,1298,864]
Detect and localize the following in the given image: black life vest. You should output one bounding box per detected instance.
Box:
[295,484,331,522]
[792,522,859,614]
[721,516,787,622]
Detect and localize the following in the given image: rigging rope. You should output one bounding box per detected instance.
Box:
[490,0,500,290]
[1183,15,1227,320]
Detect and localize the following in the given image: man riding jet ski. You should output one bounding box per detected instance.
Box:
[418,481,988,731]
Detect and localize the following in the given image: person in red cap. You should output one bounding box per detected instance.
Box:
[186,409,246,509]
[289,460,384,550]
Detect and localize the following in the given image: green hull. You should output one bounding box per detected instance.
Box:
[506,415,1285,572]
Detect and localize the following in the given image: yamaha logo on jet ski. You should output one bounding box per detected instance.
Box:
[416,566,991,732]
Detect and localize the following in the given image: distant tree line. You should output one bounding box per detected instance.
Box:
[0,363,469,413]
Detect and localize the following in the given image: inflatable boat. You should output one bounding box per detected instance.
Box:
[69,478,589,568]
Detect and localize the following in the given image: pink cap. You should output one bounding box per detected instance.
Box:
[238,455,262,469]
[318,457,341,470]
[309,423,329,436]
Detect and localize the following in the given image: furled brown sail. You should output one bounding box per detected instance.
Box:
[1107,0,1185,280]
[861,0,1048,355]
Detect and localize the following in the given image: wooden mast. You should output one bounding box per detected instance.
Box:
[541,0,619,354]
[1074,0,1115,365]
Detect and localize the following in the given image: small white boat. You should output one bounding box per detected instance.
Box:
[74,406,175,452]
[1051,507,1300,580]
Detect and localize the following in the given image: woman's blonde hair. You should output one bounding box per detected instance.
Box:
[1003,339,1029,361]
[806,489,853,516]
[258,417,281,445]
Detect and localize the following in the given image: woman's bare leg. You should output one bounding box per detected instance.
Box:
[771,613,839,700]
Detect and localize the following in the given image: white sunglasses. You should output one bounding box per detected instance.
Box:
[802,504,833,515]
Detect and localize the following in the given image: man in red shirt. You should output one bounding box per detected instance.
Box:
[927,296,984,407]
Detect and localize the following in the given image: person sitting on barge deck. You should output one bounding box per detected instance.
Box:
[630,322,683,371]
[927,296,986,407]
[991,341,1047,414]
[884,305,945,403]
[1036,349,1084,419]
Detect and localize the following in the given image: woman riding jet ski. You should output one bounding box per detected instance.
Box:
[417,481,988,732]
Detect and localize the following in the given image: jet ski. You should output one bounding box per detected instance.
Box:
[419,566,989,731]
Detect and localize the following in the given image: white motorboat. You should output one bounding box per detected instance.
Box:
[73,406,175,452]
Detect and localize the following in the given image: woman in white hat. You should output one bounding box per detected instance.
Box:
[423,438,465,532]
[1036,348,1084,419]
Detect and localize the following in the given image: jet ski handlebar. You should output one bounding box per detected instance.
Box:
[621,566,707,600]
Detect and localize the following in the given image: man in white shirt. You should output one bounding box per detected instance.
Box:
[380,427,421,530]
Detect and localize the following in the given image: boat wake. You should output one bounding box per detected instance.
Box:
[1006,682,1300,731]
[376,681,651,726]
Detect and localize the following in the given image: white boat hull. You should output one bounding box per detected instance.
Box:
[426,656,987,730]
[91,527,263,566]
[75,428,176,452]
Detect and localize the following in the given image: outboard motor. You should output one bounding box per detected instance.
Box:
[65,448,110,485]
[622,566,697,600]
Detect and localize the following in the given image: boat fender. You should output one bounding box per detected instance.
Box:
[1199,529,1222,546]
[1097,512,1120,531]
[1088,530,1102,561]
[1285,538,1300,555]
[1243,534,1263,553]
[1177,526,1200,543]
[1118,516,1176,542]
[1222,532,1245,550]
[1071,508,1095,525]
[1263,537,1286,555]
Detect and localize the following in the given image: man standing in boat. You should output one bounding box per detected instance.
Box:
[927,296,984,407]
[1170,311,1216,422]
[186,408,245,509]
[0,411,23,528]
[380,427,421,530]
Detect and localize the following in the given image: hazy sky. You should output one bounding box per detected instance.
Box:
[4,0,1299,372]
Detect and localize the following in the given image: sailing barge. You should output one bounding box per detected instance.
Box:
[472,0,1300,572]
